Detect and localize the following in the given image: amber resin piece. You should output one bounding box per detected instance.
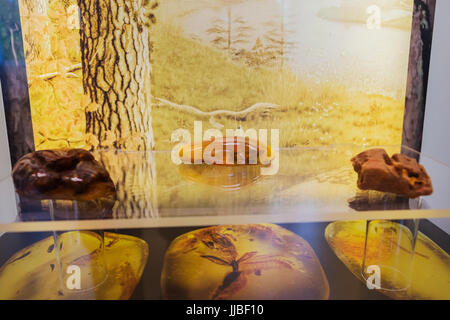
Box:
[0,232,149,300]
[325,221,450,300]
[161,224,329,300]
[179,163,262,190]
[179,136,273,166]
[12,149,116,201]
[351,148,433,198]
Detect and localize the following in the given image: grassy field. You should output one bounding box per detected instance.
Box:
[151,23,404,151]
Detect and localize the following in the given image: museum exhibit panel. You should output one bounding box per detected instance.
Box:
[0,0,448,300]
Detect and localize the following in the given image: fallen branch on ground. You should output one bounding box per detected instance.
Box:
[153,96,279,118]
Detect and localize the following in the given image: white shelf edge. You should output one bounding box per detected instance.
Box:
[1,209,449,233]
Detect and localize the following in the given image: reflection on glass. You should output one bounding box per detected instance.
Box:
[325,220,450,300]
[347,190,415,211]
[179,163,263,190]
[52,231,108,296]
[5,145,448,220]
[361,219,419,292]
[47,200,108,295]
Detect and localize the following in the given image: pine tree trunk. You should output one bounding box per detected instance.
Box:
[78,0,159,218]
[78,0,155,151]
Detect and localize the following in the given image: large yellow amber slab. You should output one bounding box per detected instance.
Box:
[325,221,450,300]
[0,232,148,300]
[162,224,329,300]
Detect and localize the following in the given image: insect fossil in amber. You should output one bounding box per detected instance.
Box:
[161,224,329,300]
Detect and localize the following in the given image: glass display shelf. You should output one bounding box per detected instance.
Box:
[0,144,449,233]
[0,145,448,301]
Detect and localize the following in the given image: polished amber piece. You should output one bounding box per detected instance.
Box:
[161,224,329,300]
[325,221,450,300]
[179,164,263,190]
[179,136,273,166]
[0,232,148,300]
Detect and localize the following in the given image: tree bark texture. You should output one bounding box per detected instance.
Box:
[78,0,158,218]
[79,0,156,151]
[95,150,158,218]
[402,0,436,156]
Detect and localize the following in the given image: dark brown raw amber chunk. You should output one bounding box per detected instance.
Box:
[12,149,116,201]
[351,148,433,198]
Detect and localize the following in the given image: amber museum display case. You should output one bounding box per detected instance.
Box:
[0,0,448,300]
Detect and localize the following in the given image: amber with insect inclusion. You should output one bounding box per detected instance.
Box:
[161,224,330,300]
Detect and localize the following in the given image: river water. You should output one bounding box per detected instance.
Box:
[166,0,412,99]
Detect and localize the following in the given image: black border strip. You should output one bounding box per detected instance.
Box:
[0,0,35,165]
[402,0,437,156]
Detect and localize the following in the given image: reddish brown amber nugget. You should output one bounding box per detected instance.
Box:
[12,149,116,201]
[351,148,433,198]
